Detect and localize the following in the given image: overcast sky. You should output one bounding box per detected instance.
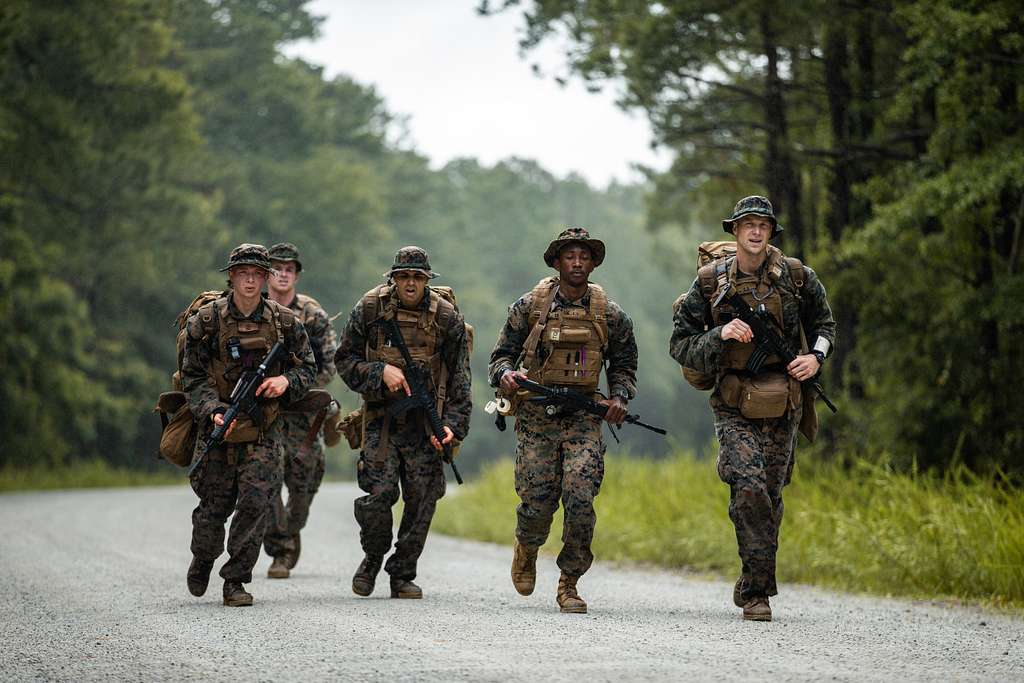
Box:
[283,0,670,187]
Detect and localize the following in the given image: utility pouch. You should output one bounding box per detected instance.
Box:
[737,371,790,419]
[339,408,364,450]
[321,402,344,448]
[223,401,279,443]
[551,327,592,344]
[155,391,196,467]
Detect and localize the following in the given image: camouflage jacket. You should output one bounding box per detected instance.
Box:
[333,287,473,440]
[488,284,639,401]
[181,295,317,422]
[285,292,338,389]
[669,257,836,375]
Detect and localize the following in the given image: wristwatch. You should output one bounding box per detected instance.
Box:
[812,350,826,365]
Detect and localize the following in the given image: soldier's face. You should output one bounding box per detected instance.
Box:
[393,270,429,308]
[269,260,299,294]
[555,244,594,286]
[734,216,773,256]
[229,266,268,298]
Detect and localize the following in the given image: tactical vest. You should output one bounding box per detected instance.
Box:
[197,296,295,402]
[361,284,457,407]
[520,277,609,392]
[697,247,805,373]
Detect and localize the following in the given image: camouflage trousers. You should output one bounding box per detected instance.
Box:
[354,413,446,581]
[189,419,285,584]
[263,412,326,559]
[514,401,606,577]
[711,393,802,601]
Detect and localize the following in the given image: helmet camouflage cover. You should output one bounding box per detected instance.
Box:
[220,243,272,272]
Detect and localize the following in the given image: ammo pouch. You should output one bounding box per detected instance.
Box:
[338,408,364,450]
[718,371,794,420]
[155,391,196,467]
[224,401,279,444]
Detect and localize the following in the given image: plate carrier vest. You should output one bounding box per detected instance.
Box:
[520,277,609,393]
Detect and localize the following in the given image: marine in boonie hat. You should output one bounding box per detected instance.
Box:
[383,246,439,279]
[219,243,272,272]
[722,195,783,238]
[543,227,606,268]
[268,242,302,272]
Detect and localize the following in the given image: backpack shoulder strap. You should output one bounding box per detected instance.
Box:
[696,257,732,301]
[785,256,805,289]
[520,277,559,370]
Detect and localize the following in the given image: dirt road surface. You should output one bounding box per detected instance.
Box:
[2,483,1021,681]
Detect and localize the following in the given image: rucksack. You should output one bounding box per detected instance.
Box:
[680,242,805,391]
[154,290,225,466]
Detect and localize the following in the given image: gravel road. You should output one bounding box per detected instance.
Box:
[1,482,1021,681]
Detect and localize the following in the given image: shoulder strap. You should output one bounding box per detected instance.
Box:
[587,282,609,350]
[520,277,559,370]
[785,256,805,289]
[696,258,732,301]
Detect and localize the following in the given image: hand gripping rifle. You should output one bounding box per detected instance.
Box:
[714,284,838,413]
[188,341,287,476]
[512,376,667,443]
[381,318,463,485]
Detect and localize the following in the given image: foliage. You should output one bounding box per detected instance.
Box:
[434,452,1024,606]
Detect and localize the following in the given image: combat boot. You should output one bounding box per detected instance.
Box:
[352,554,383,597]
[511,540,539,596]
[286,533,301,570]
[742,596,772,622]
[267,556,290,579]
[556,572,587,614]
[187,557,214,597]
[390,577,423,599]
[223,581,253,607]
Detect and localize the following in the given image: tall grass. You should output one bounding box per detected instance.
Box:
[0,459,181,492]
[433,452,1024,606]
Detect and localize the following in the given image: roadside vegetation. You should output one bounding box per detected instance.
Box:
[434,452,1024,608]
[0,459,180,493]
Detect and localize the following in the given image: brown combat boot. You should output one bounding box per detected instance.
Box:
[556,572,587,614]
[511,541,539,596]
[742,596,772,622]
[352,554,383,597]
[286,533,301,570]
[267,556,290,579]
[223,581,253,607]
[187,557,214,597]
[390,577,423,599]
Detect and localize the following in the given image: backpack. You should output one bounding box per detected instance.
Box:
[680,242,805,391]
[430,285,474,355]
[154,290,225,466]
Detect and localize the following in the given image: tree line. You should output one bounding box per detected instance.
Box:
[2,0,1019,475]
[0,0,711,475]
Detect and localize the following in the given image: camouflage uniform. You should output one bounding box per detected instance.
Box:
[181,248,316,586]
[334,248,472,583]
[669,196,836,602]
[489,271,638,578]
[263,243,339,563]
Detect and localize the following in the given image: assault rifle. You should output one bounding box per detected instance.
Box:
[715,284,838,413]
[513,376,667,443]
[187,341,287,476]
[381,318,464,485]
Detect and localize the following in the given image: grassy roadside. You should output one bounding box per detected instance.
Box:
[433,452,1024,608]
[0,460,182,492]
